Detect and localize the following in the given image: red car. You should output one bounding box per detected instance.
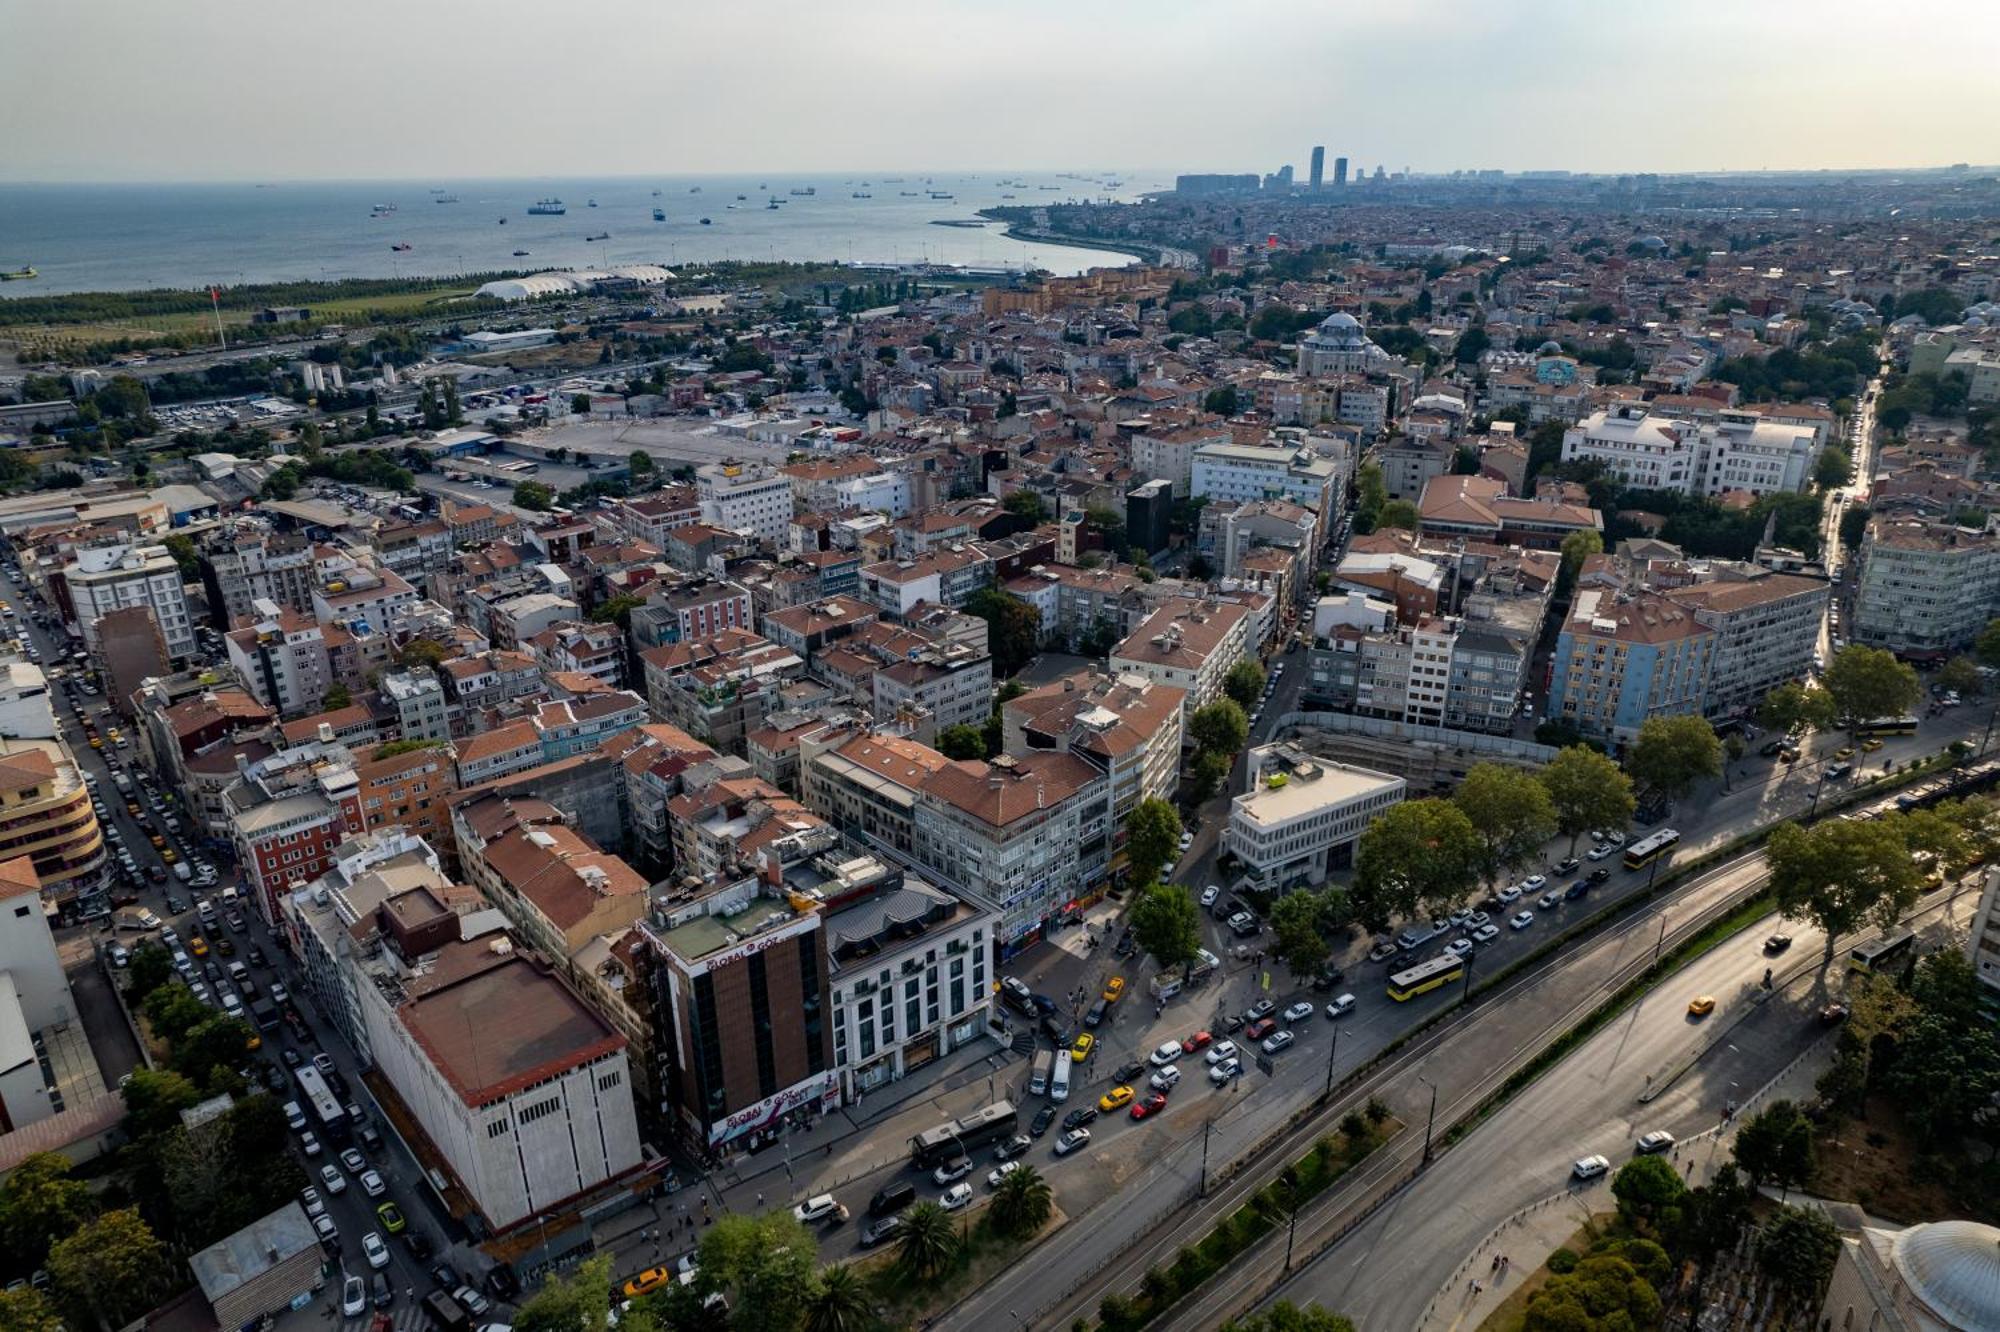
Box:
[1245,1017,1278,1041]
[1130,1091,1169,1120]
[1181,1030,1213,1054]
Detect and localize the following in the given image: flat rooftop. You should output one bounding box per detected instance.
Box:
[401,953,621,1107]
[1232,756,1402,829]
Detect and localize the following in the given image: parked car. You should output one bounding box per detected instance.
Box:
[1261,1031,1295,1054]
[1324,994,1356,1018]
[1282,1001,1314,1023]
[1053,1128,1091,1156]
[1509,911,1535,930]
[1635,1130,1676,1154]
[1572,1155,1611,1180]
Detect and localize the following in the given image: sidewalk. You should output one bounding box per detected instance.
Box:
[1422,1032,1836,1330]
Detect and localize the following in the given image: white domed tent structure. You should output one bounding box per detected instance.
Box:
[475,265,675,302]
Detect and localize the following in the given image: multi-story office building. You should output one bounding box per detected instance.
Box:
[1561,405,1817,498]
[1667,570,1830,715]
[1129,424,1233,499]
[697,460,793,546]
[640,867,837,1157]
[1851,518,2000,657]
[204,527,316,627]
[64,541,195,659]
[1546,588,1715,747]
[823,860,994,1101]
[1224,745,1405,889]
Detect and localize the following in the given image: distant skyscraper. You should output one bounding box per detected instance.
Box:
[1333,156,1348,188]
[1309,146,1325,192]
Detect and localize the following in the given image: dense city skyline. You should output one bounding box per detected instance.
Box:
[7,0,2000,182]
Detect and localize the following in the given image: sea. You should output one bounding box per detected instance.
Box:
[0,172,1163,298]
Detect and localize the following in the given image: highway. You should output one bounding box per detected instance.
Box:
[1249,881,1979,1331]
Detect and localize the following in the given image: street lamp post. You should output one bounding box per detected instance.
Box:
[1653,913,1667,966]
[1322,1020,1341,1099]
[1199,1115,1214,1197]
[1281,1167,1301,1273]
[1420,1077,1439,1165]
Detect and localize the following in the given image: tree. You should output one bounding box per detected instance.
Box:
[47,1208,171,1331]
[321,682,352,711]
[1374,499,1419,531]
[964,587,1041,677]
[1269,889,1332,978]
[1538,747,1636,854]
[513,480,554,511]
[894,1200,959,1279]
[0,1288,62,1332]
[1353,798,1481,929]
[1452,763,1556,894]
[1757,681,1838,735]
[989,1163,1054,1238]
[0,1154,96,1269]
[589,593,645,629]
[1002,490,1048,524]
[1558,529,1603,584]
[1976,616,2000,671]
[172,1014,259,1091]
[937,724,988,761]
[802,1263,873,1332]
[697,1211,820,1332]
[120,1068,199,1140]
[1731,1099,1816,1192]
[1130,882,1203,976]
[1522,1253,1661,1332]
[1224,659,1267,710]
[1083,504,1127,554]
[1219,1304,1357,1332]
[399,638,450,670]
[1678,1163,1753,1272]
[1938,654,1985,697]
[1354,462,1387,534]
[628,449,654,475]
[1188,699,1249,757]
[1767,819,1922,968]
[1611,1155,1687,1232]
[570,392,593,416]
[1755,1205,1841,1304]
[1186,749,1234,804]
[1205,385,1242,416]
[1624,714,1722,800]
[1813,445,1853,490]
[1821,644,1920,727]
[1123,797,1183,888]
[514,1256,617,1332]
[142,981,209,1046]
[124,942,173,1001]
[162,533,200,581]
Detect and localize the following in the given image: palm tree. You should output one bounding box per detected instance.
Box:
[990,1165,1054,1239]
[896,1200,959,1279]
[803,1263,874,1332]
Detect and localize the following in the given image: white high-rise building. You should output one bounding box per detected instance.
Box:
[64,542,195,659]
[1562,404,1817,498]
[697,459,792,546]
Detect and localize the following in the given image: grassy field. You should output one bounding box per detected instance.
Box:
[8,283,488,353]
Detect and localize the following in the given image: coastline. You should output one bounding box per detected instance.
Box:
[975,210,1158,265]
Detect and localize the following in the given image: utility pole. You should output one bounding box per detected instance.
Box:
[1322,1020,1341,1099]
[1281,1168,1301,1273]
[1653,913,1667,966]
[1421,1078,1439,1165]
[1199,1116,1213,1197]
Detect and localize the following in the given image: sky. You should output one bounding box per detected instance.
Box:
[6,0,1998,183]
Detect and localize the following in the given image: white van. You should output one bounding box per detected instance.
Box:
[172,863,192,883]
[1050,1049,1073,1103]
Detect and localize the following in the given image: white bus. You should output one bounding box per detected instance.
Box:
[1050,1049,1073,1103]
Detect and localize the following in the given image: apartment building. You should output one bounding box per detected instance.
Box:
[353,740,457,857]
[452,718,544,789]
[1851,518,2000,657]
[1129,423,1233,499]
[1109,597,1251,717]
[627,579,754,649]
[532,691,648,761]
[1968,864,2000,1012]
[0,739,107,921]
[697,459,793,546]
[527,621,627,689]
[605,490,701,548]
[913,752,1110,948]
[869,641,993,741]
[225,602,333,717]
[1224,744,1406,888]
[1002,668,1185,825]
[453,793,649,959]
[1375,437,1455,501]
[225,744,367,923]
[204,527,315,626]
[1190,440,1341,520]
[1546,588,1716,747]
[799,726,950,858]
[1667,570,1830,715]
[381,670,451,742]
[64,541,195,659]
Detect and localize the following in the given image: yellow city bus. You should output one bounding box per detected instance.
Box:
[1386,953,1466,1002]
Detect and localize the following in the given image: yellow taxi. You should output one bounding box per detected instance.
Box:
[1102,976,1126,1004]
[1861,738,1884,752]
[1098,1085,1135,1112]
[89,736,103,749]
[161,848,177,864]
[620,1268,671,1299]
[1687,995,1716,1018]
[1835,746,1856,760]
[150,833,166,849]
[189,935,209,958]
[1070,1032,1094,1061]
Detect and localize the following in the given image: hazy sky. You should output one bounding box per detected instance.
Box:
[6,0,1996,182]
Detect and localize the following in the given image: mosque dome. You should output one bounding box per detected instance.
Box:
[1892,1220,2000,1329]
